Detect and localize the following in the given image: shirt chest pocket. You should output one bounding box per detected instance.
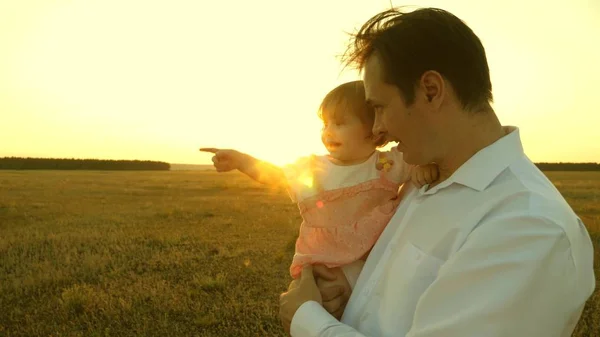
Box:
[375,242,445,335]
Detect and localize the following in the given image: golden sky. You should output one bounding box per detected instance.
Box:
[1,0,599,166]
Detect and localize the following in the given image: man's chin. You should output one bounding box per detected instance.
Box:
[392,142,404,154]
[400,152,424,166]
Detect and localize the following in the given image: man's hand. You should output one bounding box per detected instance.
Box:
[199,148,244,172]
[287,278,300,291]
[279,265,322,334]
[411,163,439,187]
[313,265,352,320]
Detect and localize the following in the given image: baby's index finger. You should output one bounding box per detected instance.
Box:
[199,147,220,153]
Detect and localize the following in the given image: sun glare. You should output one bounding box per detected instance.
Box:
[298,173,314,188]
[1,1,599,164]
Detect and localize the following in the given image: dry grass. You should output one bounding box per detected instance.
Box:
[0,170,598,336]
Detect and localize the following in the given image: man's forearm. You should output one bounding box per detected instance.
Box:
[291,301,368,337]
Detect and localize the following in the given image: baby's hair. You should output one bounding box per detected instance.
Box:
[317,80,387,147]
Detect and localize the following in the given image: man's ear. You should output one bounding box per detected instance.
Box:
[420,70,444,106]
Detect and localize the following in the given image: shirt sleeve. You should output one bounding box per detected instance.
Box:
[381,149,412,184]
[291,301,368,337]
[405,213,595,337]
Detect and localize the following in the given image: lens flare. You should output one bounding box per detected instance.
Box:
[298,172,313,188]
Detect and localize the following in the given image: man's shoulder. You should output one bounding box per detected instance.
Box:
[482,157,586,248]
[491,157,573,214]
[478,158,595,295]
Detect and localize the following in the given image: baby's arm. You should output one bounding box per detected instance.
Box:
[200,148,287,187]
[237,153,287,187]
[410,163,439,187]
[386,150,439,186]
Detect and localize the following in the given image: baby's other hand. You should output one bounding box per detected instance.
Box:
[411,163,439,187]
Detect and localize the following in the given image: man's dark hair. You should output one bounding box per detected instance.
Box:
[343,7,493,112]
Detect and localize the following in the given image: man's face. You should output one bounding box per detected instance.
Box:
[363,55,435,165]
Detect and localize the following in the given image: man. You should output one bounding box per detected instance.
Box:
[279,7,595,337]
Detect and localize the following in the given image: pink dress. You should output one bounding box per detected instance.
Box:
[283,149,410,282]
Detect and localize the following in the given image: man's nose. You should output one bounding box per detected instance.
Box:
[372,113,385,138]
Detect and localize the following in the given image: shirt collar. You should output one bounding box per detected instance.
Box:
[422,126,524,195]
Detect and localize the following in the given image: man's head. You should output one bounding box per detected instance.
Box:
[343,8,494,165]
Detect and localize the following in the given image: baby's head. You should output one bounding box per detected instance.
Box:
[318,80,386,164]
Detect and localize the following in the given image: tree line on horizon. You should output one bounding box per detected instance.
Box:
[534,162,600,171]
[0,157,170,171]
[0,157,598,171]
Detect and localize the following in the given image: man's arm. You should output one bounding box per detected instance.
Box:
[291,301,369,337]
[405,213,595,337]
[281,265,368,337]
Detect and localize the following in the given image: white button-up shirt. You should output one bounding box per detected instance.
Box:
[290,127,596,337]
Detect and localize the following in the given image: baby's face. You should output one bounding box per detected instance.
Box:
[321,111,376,164]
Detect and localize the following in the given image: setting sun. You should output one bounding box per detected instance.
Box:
[1,0,599,166]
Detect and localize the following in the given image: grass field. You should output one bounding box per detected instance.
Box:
[0,170,598,336]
